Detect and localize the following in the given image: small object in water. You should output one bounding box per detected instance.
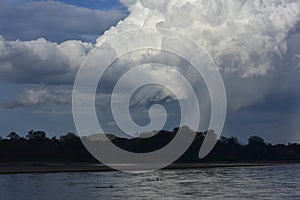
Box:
[156,177,162,181]
[95,185,114,189]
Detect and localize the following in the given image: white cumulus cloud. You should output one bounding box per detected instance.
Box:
[0,36,94,84]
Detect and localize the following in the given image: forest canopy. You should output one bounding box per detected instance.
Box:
[1,129,300,163]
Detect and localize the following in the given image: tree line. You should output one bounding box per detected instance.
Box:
[0,129,300,163]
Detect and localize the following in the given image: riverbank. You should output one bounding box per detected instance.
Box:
[0,161,299,174]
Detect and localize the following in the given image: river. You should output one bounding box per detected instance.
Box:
[0,164,299,199]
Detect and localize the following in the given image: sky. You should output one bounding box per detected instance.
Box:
[0,0,300,144]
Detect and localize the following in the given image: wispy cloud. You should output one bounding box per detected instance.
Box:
[0,87,71,109]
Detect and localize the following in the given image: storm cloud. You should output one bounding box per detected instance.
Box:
[0,0,300,142]
[0,0,126,42]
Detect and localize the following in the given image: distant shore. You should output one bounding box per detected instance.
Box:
[0,161,299,174]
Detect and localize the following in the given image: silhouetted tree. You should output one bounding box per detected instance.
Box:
[26,130,47,141]
[7,132,21,140]
[245,136,269,160]
[59,132,79,141]
[248,136,266,146]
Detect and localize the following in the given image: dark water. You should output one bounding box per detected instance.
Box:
[0,164,299,200]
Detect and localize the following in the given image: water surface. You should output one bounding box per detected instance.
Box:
[0,164,299,199]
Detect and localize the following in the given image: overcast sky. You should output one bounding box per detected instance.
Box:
[0,0,300,144]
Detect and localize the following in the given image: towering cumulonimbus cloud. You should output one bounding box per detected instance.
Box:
[99,0,300,77]
[0,0,299,141]
[0,0,300,111]
[1,0,299,84]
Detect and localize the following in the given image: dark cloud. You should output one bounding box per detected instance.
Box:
[0,0,126,42]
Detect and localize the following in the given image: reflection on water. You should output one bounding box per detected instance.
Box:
[0,164,299,200]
